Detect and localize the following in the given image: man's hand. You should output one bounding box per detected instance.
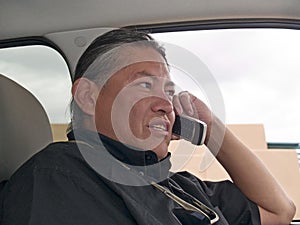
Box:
[172,91,213,144]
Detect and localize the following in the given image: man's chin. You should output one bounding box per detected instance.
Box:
[153,142,170,160]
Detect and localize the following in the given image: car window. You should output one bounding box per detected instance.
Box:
[153,28,300,145]
[0,45,72,124]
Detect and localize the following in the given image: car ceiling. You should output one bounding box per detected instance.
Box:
[1,0,300,40]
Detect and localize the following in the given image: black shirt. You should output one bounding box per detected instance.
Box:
[0,129,260,225]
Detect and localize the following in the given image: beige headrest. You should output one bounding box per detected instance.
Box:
[0,74,53,181]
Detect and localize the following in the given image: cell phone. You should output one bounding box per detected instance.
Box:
[172,114,207,145]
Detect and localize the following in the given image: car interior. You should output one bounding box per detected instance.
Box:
[1,0,300,223]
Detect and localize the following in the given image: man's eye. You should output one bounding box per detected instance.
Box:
[139,82,152,89]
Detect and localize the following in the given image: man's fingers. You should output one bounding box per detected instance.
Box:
[172,95,183,115]
[178,91,194,116]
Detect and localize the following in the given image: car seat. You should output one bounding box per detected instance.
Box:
[0,74,53,191]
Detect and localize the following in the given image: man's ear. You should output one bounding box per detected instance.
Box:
[72,78,99,116]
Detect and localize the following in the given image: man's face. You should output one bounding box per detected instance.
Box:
[94,47,175,160]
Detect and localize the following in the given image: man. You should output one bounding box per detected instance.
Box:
[0,29,295,224]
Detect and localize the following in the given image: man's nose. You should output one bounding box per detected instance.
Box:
[151,97,174,115]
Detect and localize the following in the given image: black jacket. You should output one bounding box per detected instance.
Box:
[0,130,260,225]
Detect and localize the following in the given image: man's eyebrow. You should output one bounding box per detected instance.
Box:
[135,71,158,78]
[135,71,175,86]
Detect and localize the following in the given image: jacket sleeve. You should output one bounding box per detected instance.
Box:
[203,179,261,225]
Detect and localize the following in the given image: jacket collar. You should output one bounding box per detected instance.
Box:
[67,129,172,180]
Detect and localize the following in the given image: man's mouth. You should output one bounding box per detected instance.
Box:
[150,124,167,131]
[148,119,170,136]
